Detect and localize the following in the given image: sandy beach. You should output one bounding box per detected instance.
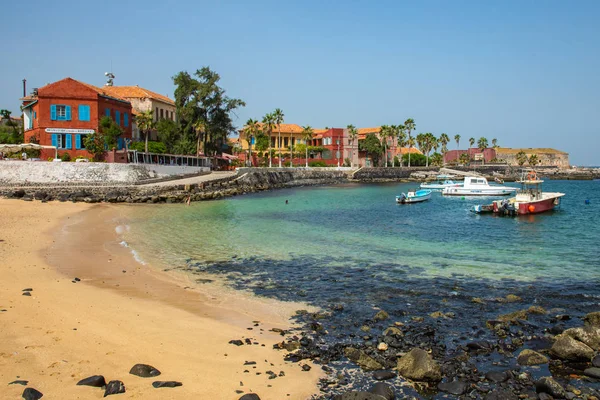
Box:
[0,200,321,399]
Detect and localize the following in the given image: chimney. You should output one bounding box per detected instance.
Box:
[22,79,26,97]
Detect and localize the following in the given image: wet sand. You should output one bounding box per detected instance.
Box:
[0,200,321,399]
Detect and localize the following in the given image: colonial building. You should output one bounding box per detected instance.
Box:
[356,127,421,167]
[100,85,176,140]
[444,147,569,167]
[22,78,133,160]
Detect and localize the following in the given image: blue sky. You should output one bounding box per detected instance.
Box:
[2,0,598,165]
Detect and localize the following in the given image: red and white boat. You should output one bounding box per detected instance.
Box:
[492,170,565,215]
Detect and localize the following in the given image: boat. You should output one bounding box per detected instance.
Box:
[442,176,517,197]
[492,170,565,215]
[396,189,432,204]
[471,204,495,214]
[420,175,463,191]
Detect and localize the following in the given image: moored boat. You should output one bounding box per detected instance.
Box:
[492,170,565,215]
[442,176,517,197]
[420,175,463,191]
[396,189,432,204]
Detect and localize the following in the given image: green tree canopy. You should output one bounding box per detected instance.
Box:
[359,133,383,166]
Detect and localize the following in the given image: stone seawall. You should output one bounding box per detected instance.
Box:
[352,167,437,181]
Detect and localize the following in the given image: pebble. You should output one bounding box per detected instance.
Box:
[76,375,106,387]
[373,370,396,381]
[583,367,600,379]
[377,342,388,351]
[8,380,28,386]
[152,381,183,388]
[22,388,43,400]
[129,363,161,377]
[104,380,126,396]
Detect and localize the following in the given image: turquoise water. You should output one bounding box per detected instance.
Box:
[123,180,600,281]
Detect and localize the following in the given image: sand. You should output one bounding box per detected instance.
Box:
[0,199,322,399]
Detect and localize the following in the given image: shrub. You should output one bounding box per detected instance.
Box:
[309,161,327,167]
[60,152,71,162]
[129,141,167,154]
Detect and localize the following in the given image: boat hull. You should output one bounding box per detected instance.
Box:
[493,193,565,215]
[442,188,516,196]
[396,190,432,204]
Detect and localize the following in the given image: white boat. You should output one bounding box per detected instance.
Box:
[396,189,432,204]
[419,175,463,191]
[442,176,517,197]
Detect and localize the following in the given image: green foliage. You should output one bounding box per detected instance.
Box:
[402,153,427,166]
[308,146,325,153]
[0,109,23,144]
[430,152,443,166]
[254,132,270,152]
[156,118,179,153]
[516,151,528,166]
[343,158,351,167]
[60,152,71,162]
[393,156,400,166]
[99,116,122,149]
[172,136,196,155]
[295,143,307,154]
[129,141,167,154]
[83,132,106,161]
[359,133,383,166]
[309,160,327,167]
[459,153,471,165]
[528,154,539,166]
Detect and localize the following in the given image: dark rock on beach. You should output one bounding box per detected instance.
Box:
[438,380,469,395]
[535,376,566,398]
[77,375,106,387]
[229,340,244,346]
[396,348,441,382]
[372,370,396,381]
[103,380,126,397]
[9,380,28,385]
[517,349,549,365]
[333,392,388,400]
[373,310,389,322]
[485,388,518,400]
[485,370,509,383]
[129,363,161,377]
[239,394,261,400]
[562,325,600,350]
[550,334,594,361]
[583,311,600,327]
[344,347,384,371]
[593,354,600,367]
[369,382,395,400]
[22,292,31,296]
[152,381,183,388]
[22,387,43,400]
[583,367,600,379]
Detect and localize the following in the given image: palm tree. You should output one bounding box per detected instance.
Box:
[379,125,391,167]
[439,133,449,165]
[516,150,528,166]
[347,124,358,168]
[193,119,207,157]
[404,118,416,167]
[134,110,154,155]
[492,138,498,149]
[396,125,407,167]
[454,134,461,163]
[262,113,276,167]
[407,136,415,167]
[477,137,489,165]
[243,118,260,167]
[273,108,284,167]
[302,125,314,168]
[469,137,475,149]
[528,154,539,166]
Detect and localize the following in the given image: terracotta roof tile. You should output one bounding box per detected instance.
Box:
[241,123,305,134]
[100,86,174,105]
[357,127,381,135]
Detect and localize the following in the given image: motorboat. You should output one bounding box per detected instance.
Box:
[420,175,463,191]
[442,176,517,197]
[396,189,432,204]
[472,170,565,215]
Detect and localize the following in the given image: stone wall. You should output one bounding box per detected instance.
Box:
[0,162,209,186]
[352,167,438,181]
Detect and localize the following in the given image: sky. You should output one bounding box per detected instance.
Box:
[2,0,599,165]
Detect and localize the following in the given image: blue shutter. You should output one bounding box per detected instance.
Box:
[124,113,128,127]
[115,111,120,125]
[75,135,82,150]
[65,106,71,121]
[105,108,110,117]
[50,105,57,120]
[34,111,37,119]
[117,138,123,150]
[78,105,90,121]
[51,134,58,147]
[65,134,72,149]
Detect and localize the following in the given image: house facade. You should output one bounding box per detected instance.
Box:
[444,147,569,167]
[100,86,176,141]
[22,78,133,160]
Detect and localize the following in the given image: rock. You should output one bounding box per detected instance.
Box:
[129,363,161,377]
[373,370,396,381]
[239,394,261,400]
[377,343,388,351]
[485,371,509,383]
[550,334,595,361]
[152,381,183,388]
[584,311,600,327]
[229,340,244,346]
[301,364,311,371]
[517,349,549,365]
[22,388,43,400]
[77,375,106,387]
[485,389,518,400]
[283,341,301,351]
[528,305,546,314]
[383,327,402,337]
[12,189,25,198]
[104,380,125,397]
[369,382,395,400]
[360,325,371,333]
[505,294,522,303]
[438,380,468,395]
[563,326,600,350]
[9,380,28,386]
[373,310,389,322]
[396,348,441,382]
[593,355,600,367]
[333,392,387,400]
[22,292,31,296]
[472,297,485,304]
[498,310,529,322]
[429,311,446,319]
[467,340,492,351]
[583,367,600,379]
[536,376,566,398]
[344,347,384,371]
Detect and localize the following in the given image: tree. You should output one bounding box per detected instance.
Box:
[243,118,260,167]
[396,125,407,167]
[347,124,358,168]
[430,152,443,166]
[99,116,123,149]
[528,154,539,166]
[135,110,154,154]
[516,150,528,166]
[379,125,391,167]
[459,152,470,165]
[359,133,383,166]
[302,125,314,167]
[439,133,449,165]
[262,113,276,167]
[469,137,475,148]
[492,138,498,149]
[273,108,284,167]
[477,137,488,165]
[172,67,245,158]
[156,118,179,153]
[404,118,415,167]
[83,132,106,161]
[454,134,461,163]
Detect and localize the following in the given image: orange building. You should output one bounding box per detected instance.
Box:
[22,78,133,160]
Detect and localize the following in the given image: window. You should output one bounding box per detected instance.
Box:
[78,105,90,121]
[105,108,110,117]
[155,107,159,121]
[124,113,129,127]
[160,109,164,119]
[76,134,88,150]
[115,111,121,125]
[50,105,71,121]
[284,137,289,147]
[52,134,72,149]
[171,111,174,120]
